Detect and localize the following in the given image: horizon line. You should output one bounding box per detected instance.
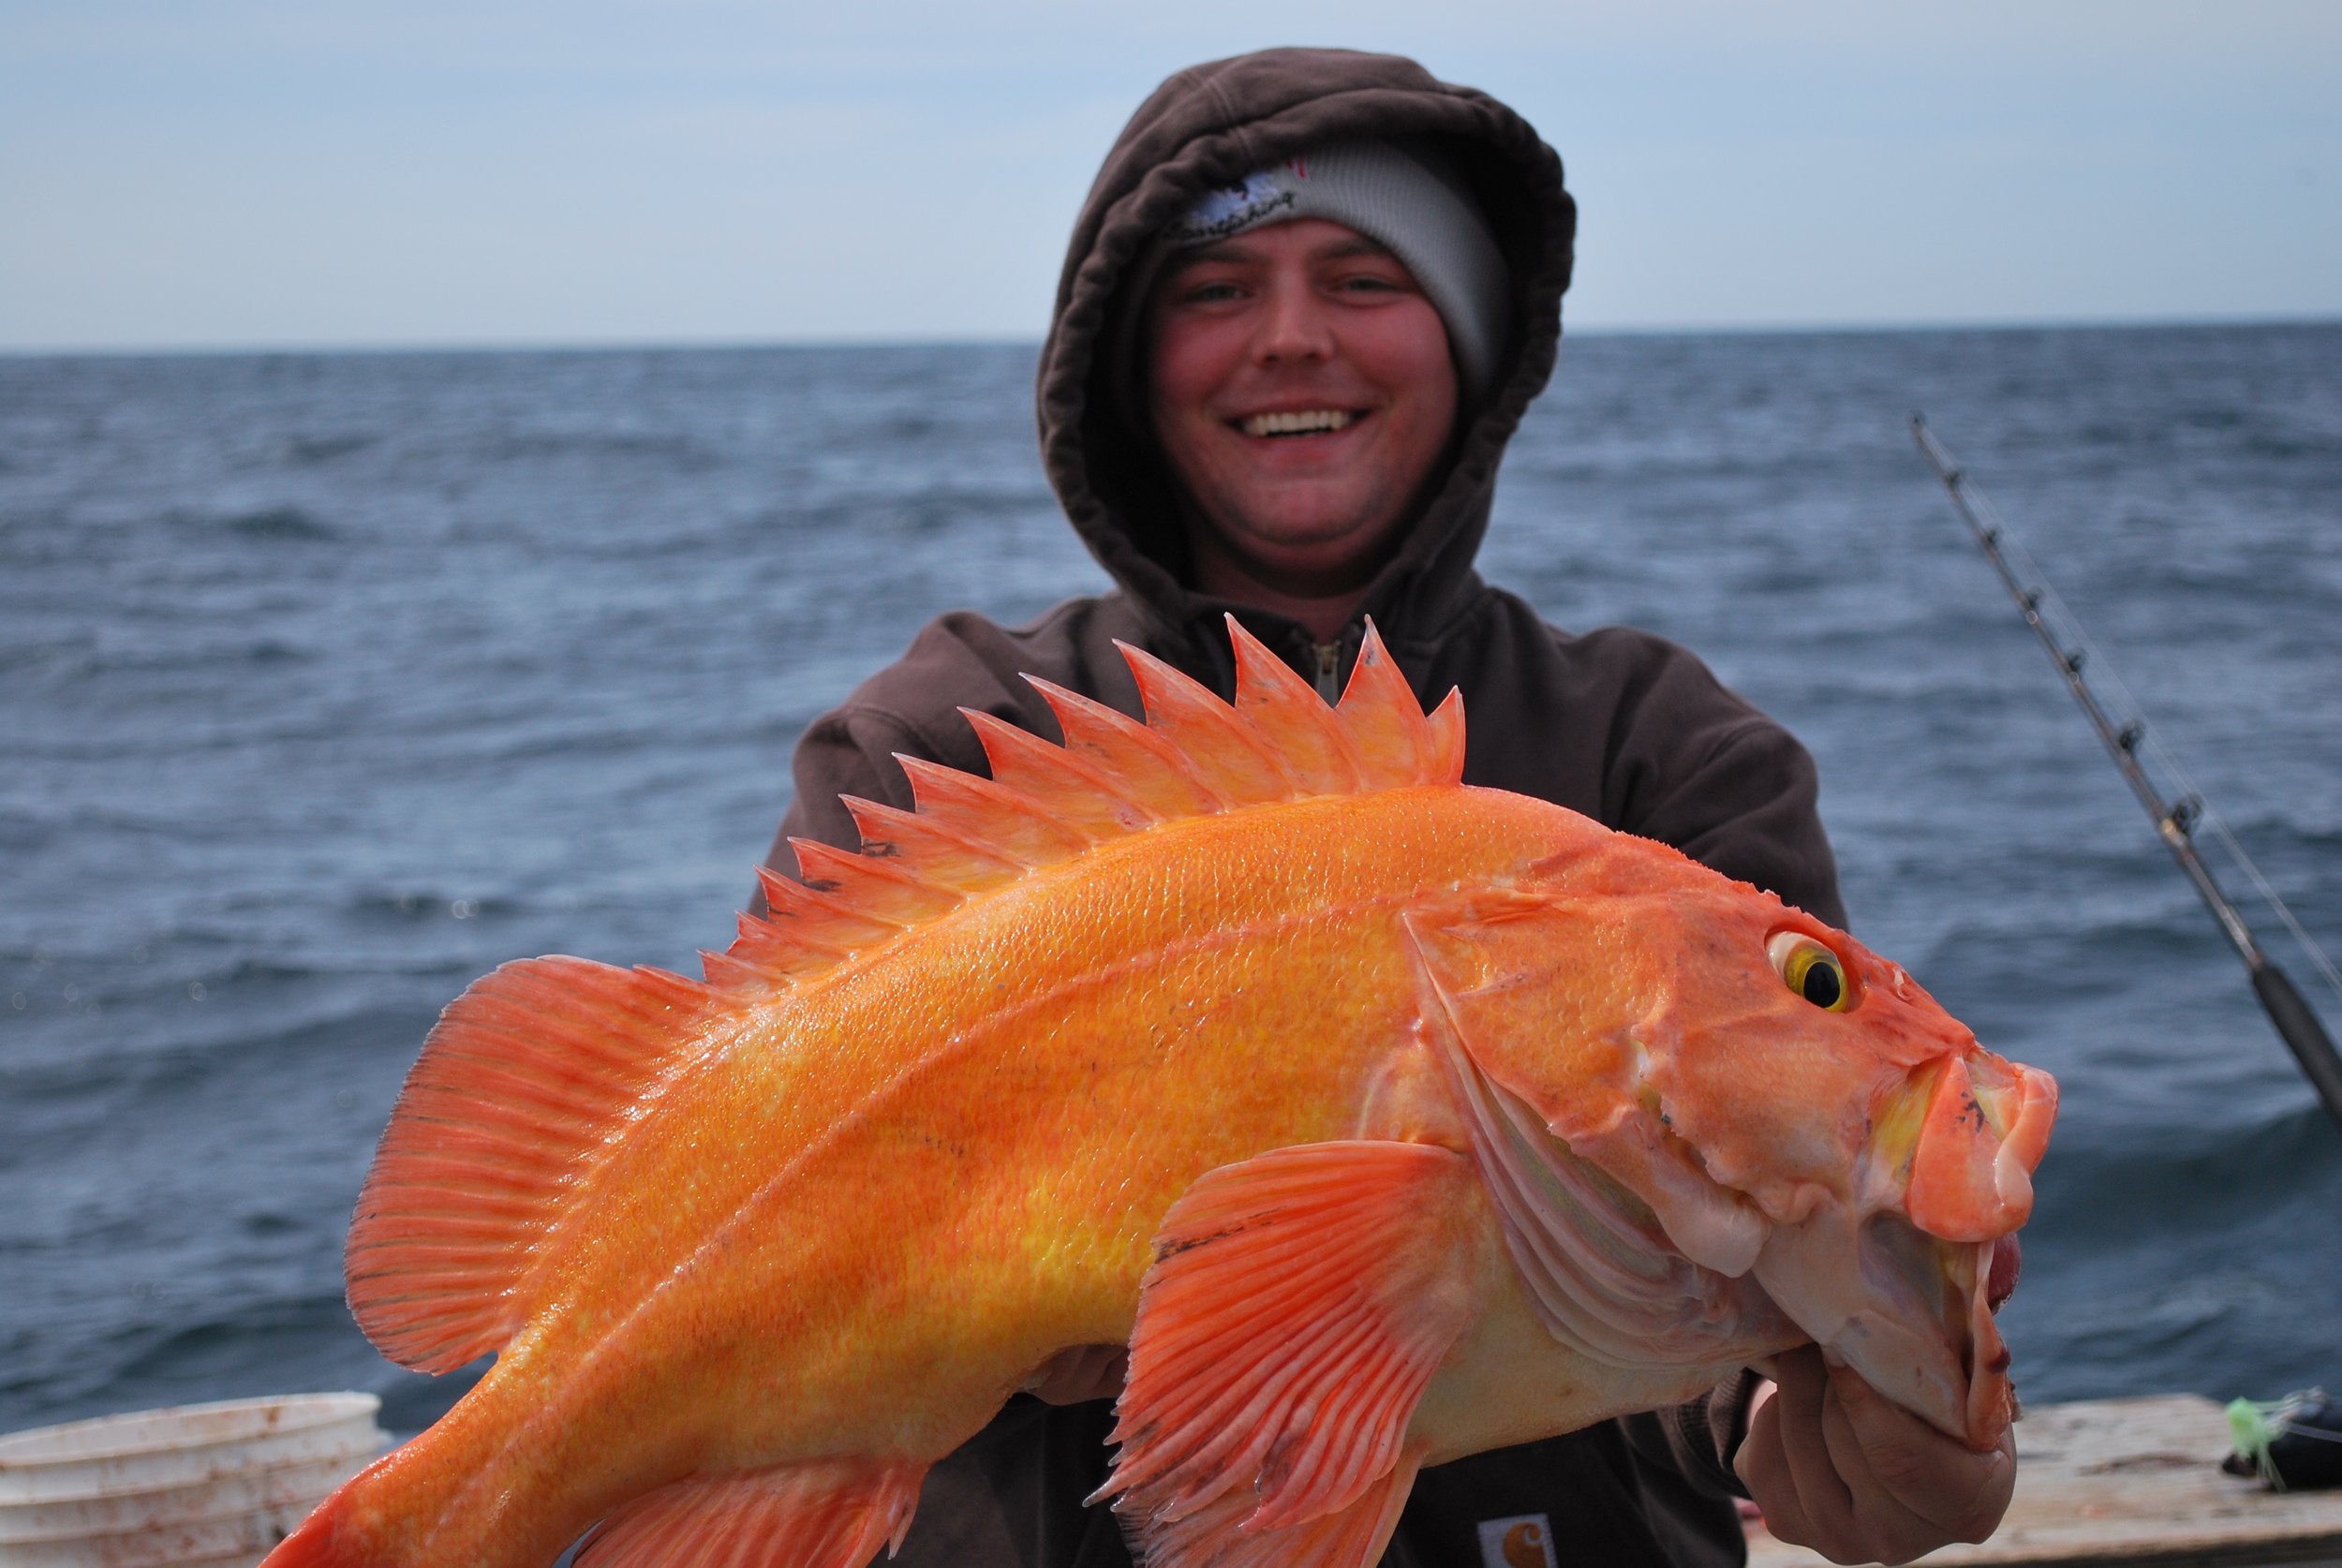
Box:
[5,310,2337,362]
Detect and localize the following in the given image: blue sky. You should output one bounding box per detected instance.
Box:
[3,1,2337,350]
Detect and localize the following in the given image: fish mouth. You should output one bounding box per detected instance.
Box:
[1856,1217,2012,1444]
[1750,1206,2015,1448]
[1750,1056,2053,1451]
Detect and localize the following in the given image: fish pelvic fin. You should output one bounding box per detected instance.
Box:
[1096,1141,1485,1567]
[347,955,716,1371]
[1126,1448,1425,1568]
[575,1457,925,1568]
[719,617,1464,995]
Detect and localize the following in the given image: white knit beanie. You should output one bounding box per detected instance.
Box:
[1165,139,1510,397]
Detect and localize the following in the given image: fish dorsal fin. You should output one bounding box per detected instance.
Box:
[708,616,1461,993]
[1024,675,1226,820]
[1229,620,1364,793]
[1340,629,1465,789]
[348,619,1461,1374]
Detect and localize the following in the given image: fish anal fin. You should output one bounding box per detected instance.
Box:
[347,956,715,1371]
[578,1457,924,1568]
[1116,641,1295,806]
[1225,614,1363,795]
[1098,1141,1483,1553]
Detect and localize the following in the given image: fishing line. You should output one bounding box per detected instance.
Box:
[1911,416,2342,1132]
[1939,454,2342,1008]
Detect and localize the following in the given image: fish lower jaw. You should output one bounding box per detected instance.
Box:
[1755,1207,2017,1451]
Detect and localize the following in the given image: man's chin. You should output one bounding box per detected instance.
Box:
[1190,526,1397,608]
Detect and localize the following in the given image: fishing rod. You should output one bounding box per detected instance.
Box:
[1910,414,2342,1133]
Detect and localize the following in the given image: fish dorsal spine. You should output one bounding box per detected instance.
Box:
[720,616,1464,991]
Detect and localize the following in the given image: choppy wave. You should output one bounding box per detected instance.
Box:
[2,327,2335,1435]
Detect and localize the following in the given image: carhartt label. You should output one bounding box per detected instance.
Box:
[1477,1512,1558,1568]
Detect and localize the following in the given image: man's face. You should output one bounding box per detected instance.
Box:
[1147,218,1458,602]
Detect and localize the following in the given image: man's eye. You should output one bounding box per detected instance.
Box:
[1180,280,1244,304]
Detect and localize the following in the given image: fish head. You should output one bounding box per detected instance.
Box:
[1414,836,2056,1450]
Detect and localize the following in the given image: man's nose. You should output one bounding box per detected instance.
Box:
[1251,273,1334,364]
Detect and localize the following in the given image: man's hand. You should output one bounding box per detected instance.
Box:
[1736,1346,2015,1566]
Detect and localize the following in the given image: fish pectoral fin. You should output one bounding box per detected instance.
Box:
[1095,1140,1486,1568]
[576,1457,924,1568]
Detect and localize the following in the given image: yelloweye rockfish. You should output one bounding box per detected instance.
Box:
[263,618,2054,1568]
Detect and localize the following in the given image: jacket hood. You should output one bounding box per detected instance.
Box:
[1036,47,1575,674]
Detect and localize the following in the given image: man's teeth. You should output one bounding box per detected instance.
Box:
[1242,409,1356,437]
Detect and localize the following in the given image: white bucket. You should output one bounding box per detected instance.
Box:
[0,1394,390,1567]
[0,1498,322,1566]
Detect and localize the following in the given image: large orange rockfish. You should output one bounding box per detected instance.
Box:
[265,618,2055,1568]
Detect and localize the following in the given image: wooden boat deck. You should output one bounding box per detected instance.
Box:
[1745,1396,2342,1567]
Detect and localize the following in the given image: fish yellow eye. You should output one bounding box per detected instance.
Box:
[1767,932,1853,1012]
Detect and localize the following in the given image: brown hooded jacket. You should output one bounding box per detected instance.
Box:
[759,46,1841,1568]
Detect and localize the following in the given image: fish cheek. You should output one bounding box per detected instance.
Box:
[1401,900,1647,1142]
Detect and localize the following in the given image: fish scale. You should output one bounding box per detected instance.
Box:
[262,616,2053,1568]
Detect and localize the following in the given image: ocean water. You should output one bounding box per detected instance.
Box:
[3,326,2337,1446]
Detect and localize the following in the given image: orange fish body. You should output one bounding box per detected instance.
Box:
[265,621,2053,1568]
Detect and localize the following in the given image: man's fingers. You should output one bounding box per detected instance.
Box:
[1741,1349,2020,1565]
[1772,1347,1856,1524]
[1829,1360,2016,1543]
[1737,1380,1820,1553]
[1816,1366,1950,1564]
[1739,1347,1877,1563]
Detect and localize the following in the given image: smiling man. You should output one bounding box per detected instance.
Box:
[758,47,2012,1568]
[1147,210,1463,631]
